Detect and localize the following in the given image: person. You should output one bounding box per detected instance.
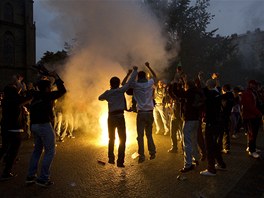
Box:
[230,87,242,139]
[0,85,32,181]
[132,62,157,163]
[200,79,226,176]
[219,84,234,154]
[194,73,207,161]
[98,66,138,167]
[121,69,137,112]
[167,82,183,153]
[25,71,66,187]
[240,80,262,158]
[153,80,170,135]
[173,64,185,85]
[172,80,202,173]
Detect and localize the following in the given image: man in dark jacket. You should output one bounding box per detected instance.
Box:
[219,84,234,154]
[26,72,66,187]
[172,80,202,173]
[200,79,226,176]
[0,85,32,180]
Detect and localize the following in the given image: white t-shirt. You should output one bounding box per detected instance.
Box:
[132,79,155,111]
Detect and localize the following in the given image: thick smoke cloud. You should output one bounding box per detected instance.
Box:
[40,0,175,142]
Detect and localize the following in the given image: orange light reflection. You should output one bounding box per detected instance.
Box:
[99,108,137,146]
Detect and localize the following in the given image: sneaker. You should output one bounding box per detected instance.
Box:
[164,131,169,136]
[246,147,261,153]
[138,157,145,164]
[25,175,37,184]
[168,148,178,153]
[149,154,156,160]
[193,160,199,166]
[221,149,230,154]
[57,138,64,142]
[215,164,227,171]
[231,134,239,139]
[0,172,17,181]
[68,135,75,139]
[249,152,260,159]
[200,169,216,176]
[180,164,195,173]
[36,179,54,188]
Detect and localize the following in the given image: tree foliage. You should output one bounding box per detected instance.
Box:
[145,0,236,79]
[39,50,68,65]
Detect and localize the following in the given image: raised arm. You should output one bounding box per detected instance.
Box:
[48,71,67,100]
[121,69,132,86]
[145,62,157,83]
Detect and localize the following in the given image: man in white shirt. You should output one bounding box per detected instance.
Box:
[132,62,157,163]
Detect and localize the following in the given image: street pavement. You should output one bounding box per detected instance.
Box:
[0,128,264,198]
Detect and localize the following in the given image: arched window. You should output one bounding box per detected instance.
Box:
[3,32,15,65]
[4,3,14,22]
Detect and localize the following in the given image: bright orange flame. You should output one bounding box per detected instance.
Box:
[99,107,137,146]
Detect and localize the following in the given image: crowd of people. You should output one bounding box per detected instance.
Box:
[100,62,264,177]
[0,71,67,187]
[0,61,263,188]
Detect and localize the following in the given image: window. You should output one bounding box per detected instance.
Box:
[3,32,15,65]
[4,3,14,22]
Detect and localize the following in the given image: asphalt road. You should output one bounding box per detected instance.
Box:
[0,128,263,198]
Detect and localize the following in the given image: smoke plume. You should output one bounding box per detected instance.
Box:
[40,0,176,142]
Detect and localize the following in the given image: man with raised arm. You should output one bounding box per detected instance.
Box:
[99,66,138,168]
[132,62,157,163]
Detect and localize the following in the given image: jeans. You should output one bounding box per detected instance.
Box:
[218,116,231,150]
[182,120,199,168]
[154,104,170,134]
[170,117,182,150]
[2,132,23,175]
[108,114,126,164]
[205,122,226,173]
[244,117,262,152]
[137,112,156,159]
[27,123,56,181]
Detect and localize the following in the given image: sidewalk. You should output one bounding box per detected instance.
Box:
[0,128,263,198]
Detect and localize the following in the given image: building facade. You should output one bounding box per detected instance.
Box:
[0,0,35,90]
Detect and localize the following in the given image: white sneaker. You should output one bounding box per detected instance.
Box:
[215,164,227,171]
[222,149,230,154]
[248,152,260,158]
[246,147,261,153]
[200,169,216,176]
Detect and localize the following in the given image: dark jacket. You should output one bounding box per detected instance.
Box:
[30,79,66,124]
[171,85,201,121]
[222,91,234,117]
[1,85,32,131]
[203,88,223,124]
[240,88,262,120]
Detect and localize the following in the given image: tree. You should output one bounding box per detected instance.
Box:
[145,0,236,80]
